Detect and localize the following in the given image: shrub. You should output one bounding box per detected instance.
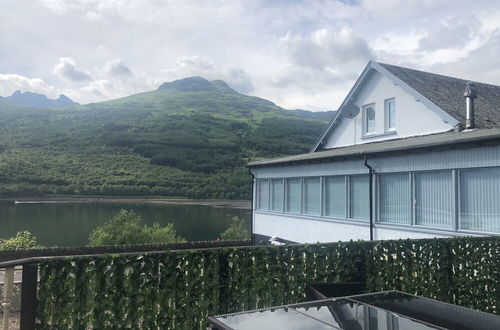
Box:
[143,223,186,244]
[220,217,250,241]
[0,231,38,250]
[89,209,185,246]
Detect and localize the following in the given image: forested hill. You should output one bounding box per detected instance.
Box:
[0,77,333,199]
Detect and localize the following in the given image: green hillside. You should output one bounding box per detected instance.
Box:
[0,77,331,199]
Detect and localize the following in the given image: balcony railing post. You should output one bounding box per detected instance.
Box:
[2,267,15,330]
[20,264,37,330]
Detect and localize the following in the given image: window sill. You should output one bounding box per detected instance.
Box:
[254,210,370,226]
[361,130,397,140]
[374,222,500,236]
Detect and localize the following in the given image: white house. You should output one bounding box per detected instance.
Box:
[248,61,500,244]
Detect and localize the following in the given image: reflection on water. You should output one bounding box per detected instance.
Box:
[0,201,250,247]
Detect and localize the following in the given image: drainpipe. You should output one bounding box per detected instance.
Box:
[363,157,374,241]
[248,167,255,245]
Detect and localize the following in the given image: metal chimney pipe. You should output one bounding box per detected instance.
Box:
[464,81,477,129]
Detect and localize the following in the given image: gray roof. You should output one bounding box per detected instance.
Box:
[248,128,500,167]
[378,63,500,129]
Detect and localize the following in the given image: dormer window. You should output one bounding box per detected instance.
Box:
[363,103,376,134]
[385,98,395,131]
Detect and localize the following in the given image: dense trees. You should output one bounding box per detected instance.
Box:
[0,81,330,199]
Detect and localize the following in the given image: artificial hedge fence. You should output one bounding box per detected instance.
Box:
[36,236,499,329]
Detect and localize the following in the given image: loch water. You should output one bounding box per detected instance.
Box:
[0,201,251,247]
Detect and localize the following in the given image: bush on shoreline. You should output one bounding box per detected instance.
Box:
[89,209,186,246]
[0,230,38,250]
[220,216,250,241]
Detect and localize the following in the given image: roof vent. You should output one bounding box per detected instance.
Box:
[464,81,477,129]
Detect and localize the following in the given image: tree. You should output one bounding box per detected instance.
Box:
[220,217,250,241]
[143,223,186,244]
[0,231,38,250]
[89,209,186,246]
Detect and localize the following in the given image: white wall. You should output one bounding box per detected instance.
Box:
[254,212,370,243]
[324,71,454,148]
[254,213,475,244]
[252,159,366,179]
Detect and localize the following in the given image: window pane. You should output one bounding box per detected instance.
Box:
[460,168,500,233]
[366,106,376,133]
[271,179,284,212]
[286,178,301,214]
[385,98,395,130]
[257,179,269,210]
[415,171,453,228]
[350,175,369,220]
[304,177,320,215]
[379,173,410,224]
[324,176,346,217]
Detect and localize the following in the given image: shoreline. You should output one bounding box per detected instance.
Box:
[0,195,251,209]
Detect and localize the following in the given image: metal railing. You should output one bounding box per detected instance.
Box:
[0,240,253,329]
[2,267,15,330]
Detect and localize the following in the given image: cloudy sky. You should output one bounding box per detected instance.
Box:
[1,0,500,110]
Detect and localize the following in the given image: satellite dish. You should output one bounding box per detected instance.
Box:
[342,103,360,118]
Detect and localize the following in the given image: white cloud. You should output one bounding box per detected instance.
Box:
[0,74,56,98]
[53,57,92,82]
[1,0,500,110]
[248,27,373,110]
[280,27,373,71]
[162,55,254,93]
[102,58,133,78]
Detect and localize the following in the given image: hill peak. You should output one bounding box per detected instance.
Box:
[158,77,236,93]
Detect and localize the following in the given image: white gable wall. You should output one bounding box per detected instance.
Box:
[324,71,455,149]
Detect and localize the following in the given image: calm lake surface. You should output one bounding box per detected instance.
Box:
[0,201,251,247]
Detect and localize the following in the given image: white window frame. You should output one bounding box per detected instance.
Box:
[362,103,376,135]
[384,98,396,132]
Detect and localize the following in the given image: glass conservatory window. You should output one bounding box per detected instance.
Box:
[379,173,410,224]
[303,177,321,215]
[257,179,269,210]
[271,179,284,212]
[460,167,500,233]
[286,178,301,214]
[349,175,369,220]
[414,171,453,228]
[324,176,346,217]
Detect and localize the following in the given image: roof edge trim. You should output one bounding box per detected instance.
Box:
[311,61,376,152]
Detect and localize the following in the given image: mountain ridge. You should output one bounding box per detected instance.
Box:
[0,77,334,199]
[5,90,79,108]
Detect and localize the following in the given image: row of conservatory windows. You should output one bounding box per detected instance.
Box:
[256,167,500,233]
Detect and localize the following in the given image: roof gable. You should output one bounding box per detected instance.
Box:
[379,63,500,129]
[313,61,500,152]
